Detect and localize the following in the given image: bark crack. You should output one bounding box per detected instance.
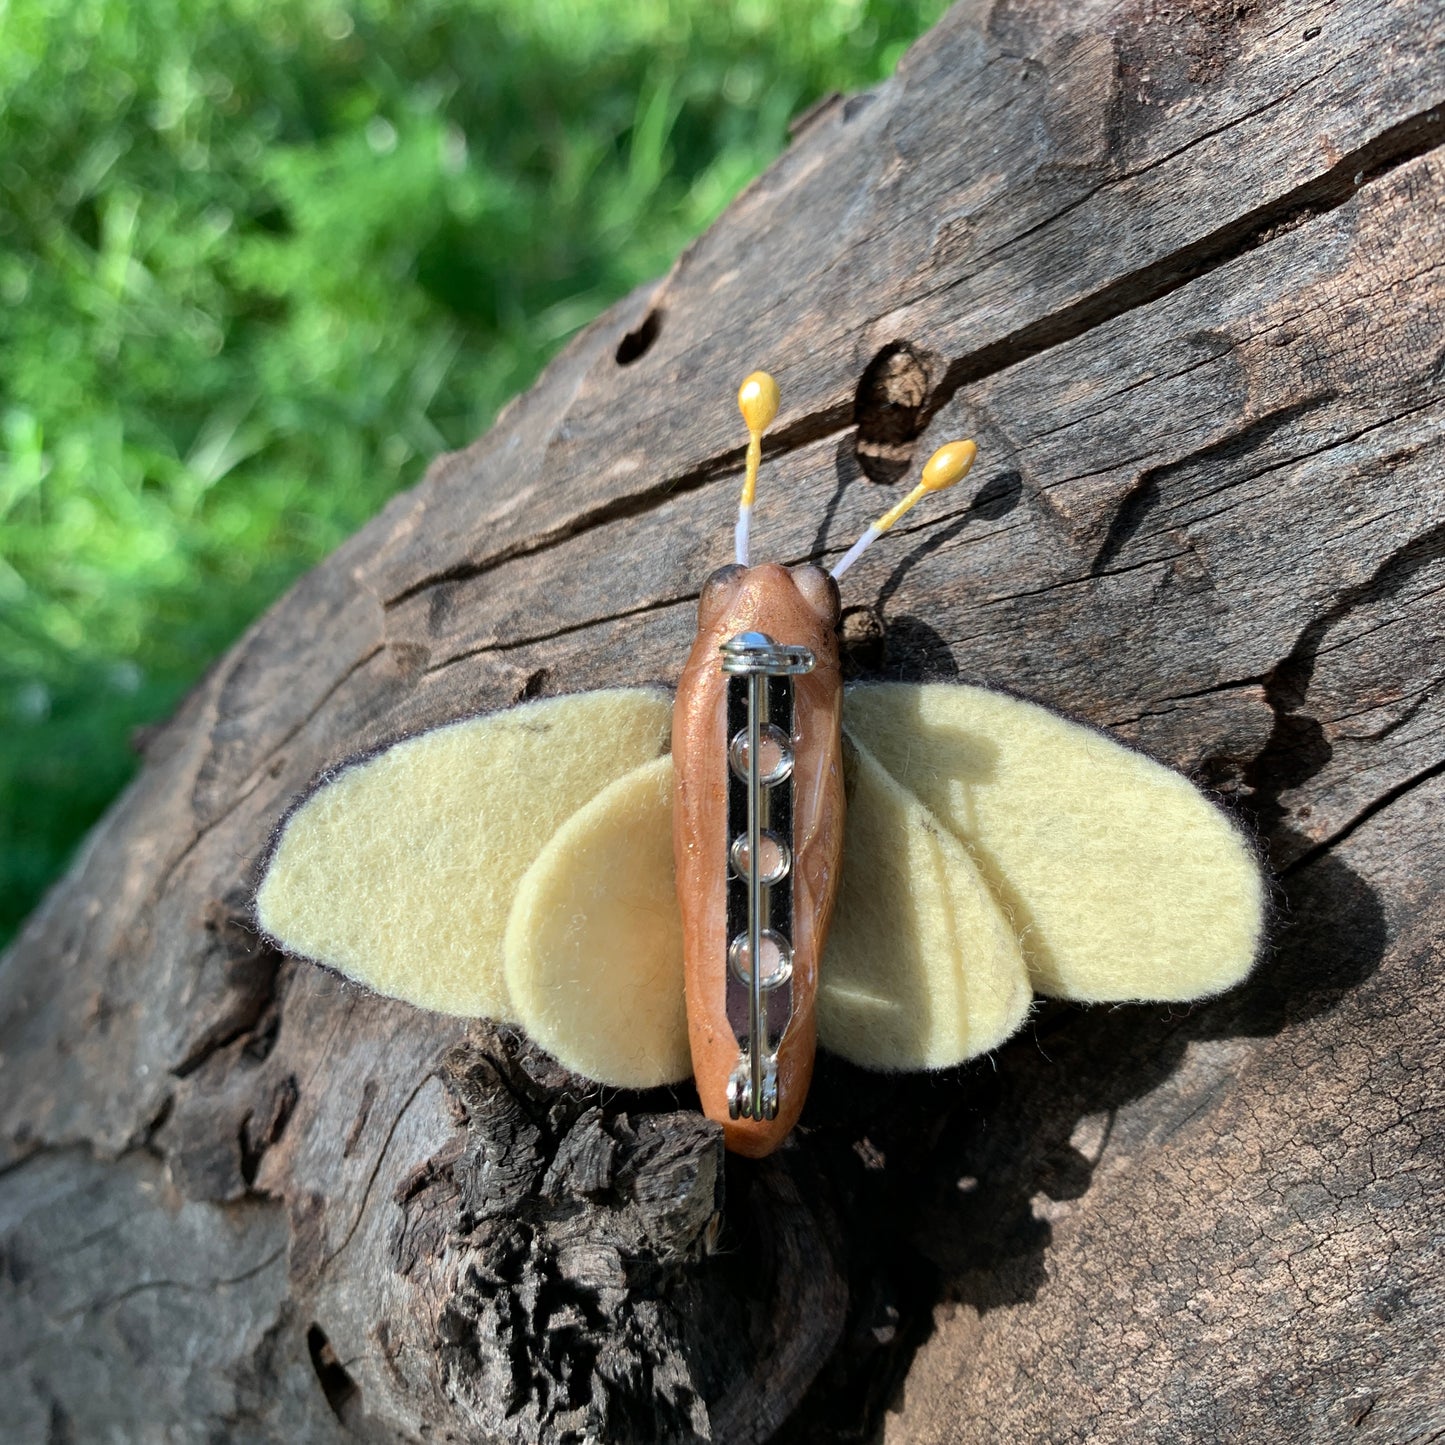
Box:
[1283,755,1445,876]
[421,591,699,676]
[320,1072,436,1274]
[1091,396,1338,574]
[54,1245,287,1323]
[383,403,854,611]
[930,111,1445,403]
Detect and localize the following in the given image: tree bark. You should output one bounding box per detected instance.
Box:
[2,0,1443,1440]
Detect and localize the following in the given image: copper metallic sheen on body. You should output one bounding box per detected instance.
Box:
[672,564,845,1156]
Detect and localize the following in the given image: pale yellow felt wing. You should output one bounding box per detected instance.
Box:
[254,688,673,1020]
[818,737,1033,1071]
[504,754,690,1088]
[841,682,1266,1003]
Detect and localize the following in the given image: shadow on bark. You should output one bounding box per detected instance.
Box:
[772,840,1386,1444]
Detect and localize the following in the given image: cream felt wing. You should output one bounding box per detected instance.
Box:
[818,737,1033,1070]
[840,682,1266,1004]
[505,754,690,1088]
[254,688,673,1023]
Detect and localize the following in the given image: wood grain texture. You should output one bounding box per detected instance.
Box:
[1,0,1442,1439]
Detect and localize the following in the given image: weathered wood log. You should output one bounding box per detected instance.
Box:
[2,0,1443,1439]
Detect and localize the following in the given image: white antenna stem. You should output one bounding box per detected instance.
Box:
[828,440,978,582]
[829,525,882,580]
[735,504,753,567]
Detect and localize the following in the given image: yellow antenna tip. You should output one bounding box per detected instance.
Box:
[738,371,780,435]
[920,439,978,493]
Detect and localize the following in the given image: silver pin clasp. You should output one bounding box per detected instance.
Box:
[719,631,814,1122]
[720,634,815,677]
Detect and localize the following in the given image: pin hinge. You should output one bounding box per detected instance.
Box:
[727,1054,779,1121]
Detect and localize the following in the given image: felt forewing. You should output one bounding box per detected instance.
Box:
[254,688,673,1020]
[840,682,1266,1004]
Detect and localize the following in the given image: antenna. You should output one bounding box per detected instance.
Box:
[735,371,780,566]
[829,439,978,581]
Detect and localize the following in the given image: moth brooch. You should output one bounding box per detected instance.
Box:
[256,372,1265,1156]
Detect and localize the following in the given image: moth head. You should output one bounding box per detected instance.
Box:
[697,561,839,637]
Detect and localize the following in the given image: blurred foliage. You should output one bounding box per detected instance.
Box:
[0,0,947,941]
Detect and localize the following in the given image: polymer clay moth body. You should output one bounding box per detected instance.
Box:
[674,560,844,1154]
[255,373,1267,1158]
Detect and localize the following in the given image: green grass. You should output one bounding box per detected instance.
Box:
[0,0,947,942]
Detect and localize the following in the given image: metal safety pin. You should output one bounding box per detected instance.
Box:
[720,631,815,1121]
